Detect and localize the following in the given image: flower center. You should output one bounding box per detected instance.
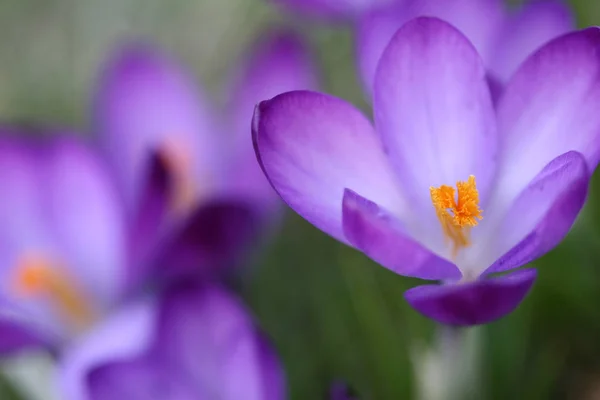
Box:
[157,141,197,216]
[430,175,483,259]
[11,254,97,333]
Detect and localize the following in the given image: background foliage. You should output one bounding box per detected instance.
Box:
[1,0,600,399]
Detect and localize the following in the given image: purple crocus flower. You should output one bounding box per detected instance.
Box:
[270,0,404,21]
[253,17,600,325]
[93,29,318,283]
[60,283,283,400]
[0,137,284,399]
[0,135,127,352]
[357,0,574,96]
[0,30,303,396]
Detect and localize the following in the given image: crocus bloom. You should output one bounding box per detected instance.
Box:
[253,17,600,325]
[0,136,285,399]
[357,0,573,96]
[60,283,284,400]
[93,29,318,282]
[0,135,127,352]
[270,0,402,20]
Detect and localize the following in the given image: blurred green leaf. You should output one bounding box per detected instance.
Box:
[0,372,26,400]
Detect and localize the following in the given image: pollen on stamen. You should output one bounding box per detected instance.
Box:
[12,254,96,332]
[430,175,483,258]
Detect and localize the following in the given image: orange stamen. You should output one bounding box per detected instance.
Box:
[12,254,96,332]
[430,175,483,258]
[157,141,197,216]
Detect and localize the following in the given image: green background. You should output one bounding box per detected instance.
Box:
[1,0,600,399]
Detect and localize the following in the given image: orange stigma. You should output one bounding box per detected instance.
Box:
[157,141,197,216]
[430,175,483,258]
[12,254,96,332]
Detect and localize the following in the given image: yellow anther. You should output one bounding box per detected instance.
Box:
[430,175,483,258]
[12,254,96,333]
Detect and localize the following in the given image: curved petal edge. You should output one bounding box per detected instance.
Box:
[485,151,589,274]
[404,269,537,326]
[342,189,461,280]
[253,90,405,244]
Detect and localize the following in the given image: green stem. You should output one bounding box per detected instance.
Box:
[0,370,27,400]
[415,326,481,400]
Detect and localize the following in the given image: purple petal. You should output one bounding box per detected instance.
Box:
[0,298,66,351]
[405,0,505,64]
[0,138,47,271]
[373,17,497,239]
[494,27,600,207]
[404,269,537,326]
[127,151,171,286]
[489,0,574,83]
[228,30,319,146]
[94,43,220,212]
[0,141,63,343]
[150,201,260,281]
[0,137,125,343]
[223,29,318,218]
[253,90,405,245]
[484,151,589,274]
[157,284,285,400]
[342,189,460,280]
[0,138,67,341]
[357,0,503,95]
[87,356,193,400]
[75,285,284,400]
[43,138,126,309]
[355,3,407,97]
[59,298,158,400]
[255,333,286,400]
[486,74,504,106]
[0,319,48,354]
[272,0,402,20]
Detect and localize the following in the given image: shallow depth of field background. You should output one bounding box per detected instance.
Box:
[1,0,600,399]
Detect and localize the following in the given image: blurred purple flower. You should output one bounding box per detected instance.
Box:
[271,0,404,21]
[357,0,573,97]
[60,283,284,400]
[0,135,127,351]
[93,29,318,283]
[0,136,285,398]
[253,17,600,325]
[330,382,357,400]
[0,30,301,397]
